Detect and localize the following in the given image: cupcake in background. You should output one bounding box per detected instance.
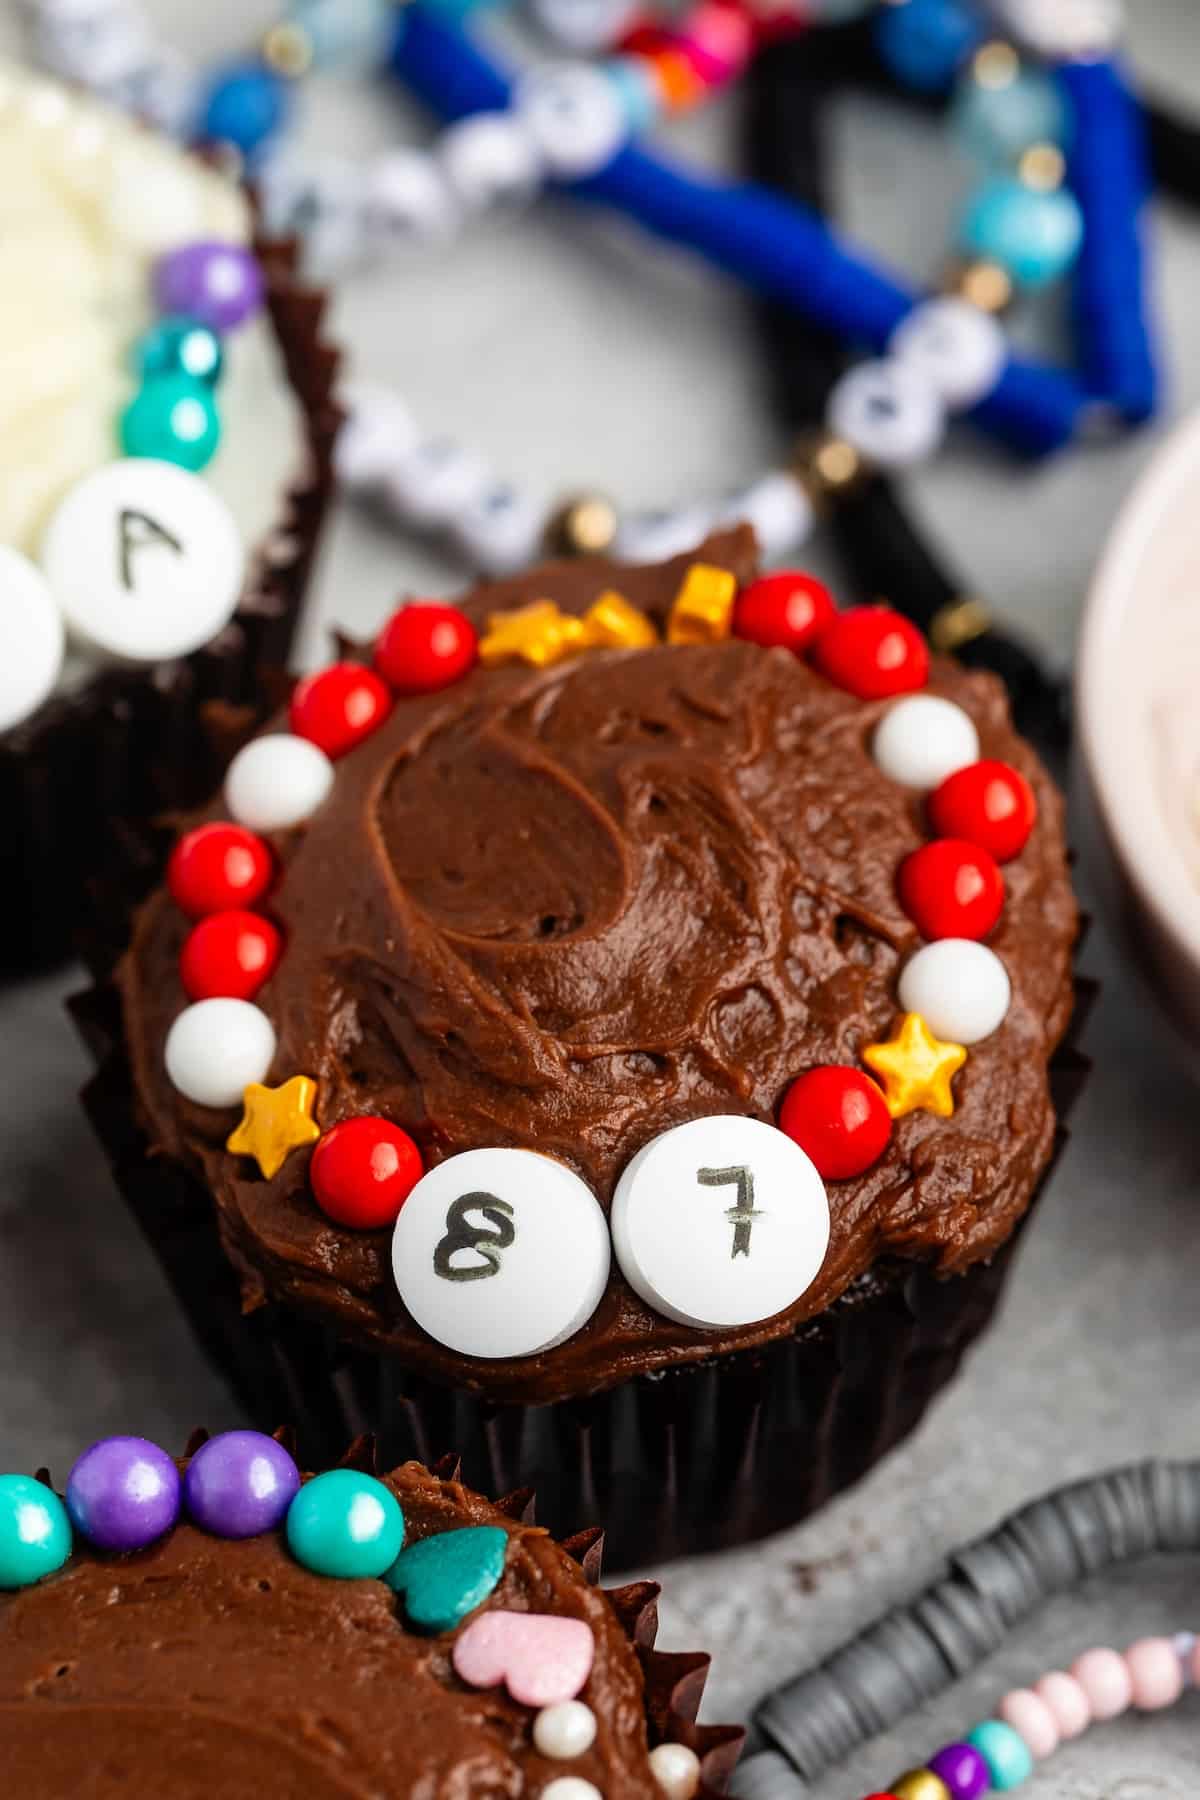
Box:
[78,527,1086,1568]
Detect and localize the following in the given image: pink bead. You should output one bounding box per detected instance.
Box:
[452,1610,594,1707]
[1034,1670,1091,1740]
[1125,1637,1184,1711]
[999,1688,1060,1759]
[1071,1647,1133,1721]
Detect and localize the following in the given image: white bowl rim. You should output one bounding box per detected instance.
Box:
[1078,408,1200,977]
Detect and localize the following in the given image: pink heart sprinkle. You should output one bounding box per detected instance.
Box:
[452,1609,595,1707]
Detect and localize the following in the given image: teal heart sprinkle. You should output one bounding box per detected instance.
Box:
[385,1525,508,1633]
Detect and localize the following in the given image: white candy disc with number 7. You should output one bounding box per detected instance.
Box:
[391,1147,610,1360]
[612,1117,830,1330]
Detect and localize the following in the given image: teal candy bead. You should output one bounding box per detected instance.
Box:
[953,66,1069,167]
[120,375,221,472]
[967,1719,1035,1790]
[286,1470,405,1579]
[132,317,224,388]
[287,0,403,67]
[0,1474,72,1589]
[958,176,1083,290]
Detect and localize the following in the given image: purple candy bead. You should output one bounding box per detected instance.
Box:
[65,1437,181,1552]
[929,1742,991,1798]
[184,1431,301,1539]
[154,241,264,332]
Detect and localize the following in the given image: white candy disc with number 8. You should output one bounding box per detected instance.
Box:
[612,1117,830,1330]
[391,1147,610,1359]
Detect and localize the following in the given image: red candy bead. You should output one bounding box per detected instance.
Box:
[928,758,1036,863]
[897,838,1004,942]
[374,602,477,696]
[310,1116,424,1230]
[732,570,836,654]
[179,909,282,1001]
[167,823,273,919]
[289,662,392,759]
[811,606,929,700]
[778,1067,892,1180]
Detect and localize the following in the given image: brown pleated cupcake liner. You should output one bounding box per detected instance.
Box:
[0,231,340,976]
[71,957,1095,1573]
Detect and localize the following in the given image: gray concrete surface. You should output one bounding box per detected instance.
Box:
[3,1,1200,1791]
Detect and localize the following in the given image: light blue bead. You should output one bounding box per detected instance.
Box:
[953,66,1070,167]
[417,0,505,21]
[285,0,399,70]
[874,0,982,96]
[200,60,291,158]
[958,175,1084,289]
[120,375,222,472]
[605,56,661,136]
[0,1474,72,1590]
[285,1470,405,1579]
[967,1719,1034,1789]
[132,316,224,388]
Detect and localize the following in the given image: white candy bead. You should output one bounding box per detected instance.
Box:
[540,1781,602,1800]
[40,460,245,664]
[987,0,1123,58]
[529,0,638,53]
[364,147,460,252]
[898,940,1012,1045]
[164,998,276,1108]
[391,1148,610,1359]
[612,1117,829,1331]
[514,64,627,179]
[533,1700,599,1760]
[889,298,1007,411]
[715,472,815,559]
[334,385,420,493]
[826,358,946,469]
[649,1742,703,1800]
[872,695,980,790]
[224,734,334,833]
[612,504,714,565]
[438,112,542,213]
[0,546,65,734]
[383,437,492,530]
[450,482,546,575]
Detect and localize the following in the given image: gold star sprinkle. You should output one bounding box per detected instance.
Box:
[862,1013,967,1120]
[667,564,738,645]
[226,1076,321,1180]
[580,590,658,651]
[479,601,587,669]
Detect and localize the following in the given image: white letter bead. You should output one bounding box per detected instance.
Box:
[716,472,814,560]
[334,385,419,492]
[224,734,334,832]
[382,437,492,530]
[612,504,714,565]
[889,298,1007,410]
[164,999,276,1108]
[391,1148,610,1359]
[533,1701,599,1760]
[0,546,65,733]
[826,359,946,469]
[612,1117,829,1331]
[40,460,245,665]
[364,147,460,250]
[515,65,627,179]
[450,483,546,576]
[872,695,980,790]
[898,940,1012,1045]
[648,1742,703,1800]
[438,113,542,213]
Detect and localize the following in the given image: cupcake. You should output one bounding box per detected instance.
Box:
[0,1431,740,1796]
[0,60,339,972]
[79,526,1086,1567]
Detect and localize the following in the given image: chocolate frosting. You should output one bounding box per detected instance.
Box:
[116,529,1078,1405]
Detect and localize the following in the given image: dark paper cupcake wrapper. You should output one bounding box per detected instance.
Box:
[0,231,340,976]
[72,962,1095,1573]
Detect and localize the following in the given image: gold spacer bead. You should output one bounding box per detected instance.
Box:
[930,595,991,655]
[972,39,1020,90]
[945,257,1013,315]
[1019,142,1066,192]
[544,493,619,558]
[262,21,314,80]
[890,1771,952,1800]
[793,435,867,506]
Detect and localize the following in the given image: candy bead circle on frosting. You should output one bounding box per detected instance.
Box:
[225,734,335,832]
[898,940,1011,1044]
[873,696,980,791]
[168,823,273,918]
[133,315,224,387]
[285,1469,405,1579]
[890,298,1006,410]
[648,1741,703,1799]
[154,240,265,332]
[965,1719,1034,1789]
[928,759,1036,863]
[1033,1670,1091,1739]
[65,1436,180,1552]
[532,1700,598,1760]
[164,998,277,1107]
[180,910,283,1002]
[826,358,946,468]
[374,601,479,693]
[385,1523,508,1632]
[392,1148,611,1358]
[289,662,393,760]
[0,1474,72,1590]
[611,1116,829,1330]
[813,607,929,700]
[311,1117,425,1230]
[1126,1636,1185,1710]
[1070,1646,1133,1720]
[999,1686,1059,1758]
[778,1067,892,1180]
[121,373,221,473]
[184,1430,300,1539]
[540,1781,602,1800]
[897,840,1004,943]
[0,546,65,733]
[40,459,246,664]
[732,570,835,654]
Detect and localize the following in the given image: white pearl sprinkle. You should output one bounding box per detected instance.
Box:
[164,999,276,1108]
[898,940,1012,1046]
[225,735,335,833]
[533,1700,599,1760]
[648,1741,703,1799]
[872,695,980,791]
[540,1779,603,1800]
